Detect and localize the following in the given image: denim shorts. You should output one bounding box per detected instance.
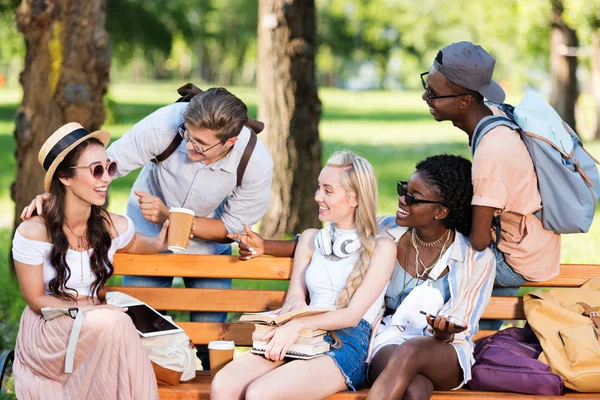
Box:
[324,318,371,392]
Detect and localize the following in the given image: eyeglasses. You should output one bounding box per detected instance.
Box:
[178,125,224,154]
[420,71,467,102]
[397,181,446,206]
[71,160,118,180]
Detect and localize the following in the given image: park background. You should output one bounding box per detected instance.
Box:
[1,0,600,396]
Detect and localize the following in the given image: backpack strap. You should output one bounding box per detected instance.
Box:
[577,302,600,329]
[151,83,203,164]
[237,129,258,187]
[471,107,520,248]
[470,115,519,157]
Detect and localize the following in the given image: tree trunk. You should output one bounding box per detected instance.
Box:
[549,0,579,130]
[257,0,322,239]
[592,31,600,140]
[12,0,109,234]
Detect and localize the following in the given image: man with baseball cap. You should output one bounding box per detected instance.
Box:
[421,41,560,329]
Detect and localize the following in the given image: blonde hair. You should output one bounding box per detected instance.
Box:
[325,150,378,308]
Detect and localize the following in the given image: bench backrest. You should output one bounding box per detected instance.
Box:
[108,254,598,345]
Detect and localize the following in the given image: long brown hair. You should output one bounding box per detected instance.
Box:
[43,138,115,301]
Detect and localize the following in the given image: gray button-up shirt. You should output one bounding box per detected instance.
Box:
[107,103,273,255]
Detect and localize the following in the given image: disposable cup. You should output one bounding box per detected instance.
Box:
[207,341,235,377]
[167,207,195,254]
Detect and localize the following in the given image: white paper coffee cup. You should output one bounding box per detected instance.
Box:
[167,207,195,254]
[208,341,235,376]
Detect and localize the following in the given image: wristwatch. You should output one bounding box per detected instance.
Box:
[68,307,79,319]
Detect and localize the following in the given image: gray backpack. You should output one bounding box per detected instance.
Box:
[471,91,600,235]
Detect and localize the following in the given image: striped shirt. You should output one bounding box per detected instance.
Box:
[377,216,496,384]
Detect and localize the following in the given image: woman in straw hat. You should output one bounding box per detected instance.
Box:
[11,122,173,399]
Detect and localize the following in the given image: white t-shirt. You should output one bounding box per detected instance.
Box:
[12,216,135,297]
[304,228,387,325]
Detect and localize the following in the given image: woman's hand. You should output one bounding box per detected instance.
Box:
[262,320,303,361]
[156,220,170,251]
[228,224,264,260]
[277,297,308,316]
[425,313,467,343]
[20,193,50,220]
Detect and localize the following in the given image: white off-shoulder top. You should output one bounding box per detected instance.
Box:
[12,216,135,297]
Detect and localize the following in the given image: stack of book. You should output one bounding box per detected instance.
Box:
[239,305,336,360]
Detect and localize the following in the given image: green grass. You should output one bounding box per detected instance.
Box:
[1,82,600,336]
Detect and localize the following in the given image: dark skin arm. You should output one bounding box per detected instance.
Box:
[227,224,297,260]
[469,205,496,251]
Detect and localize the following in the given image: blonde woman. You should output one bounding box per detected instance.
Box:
[211,151,396,399]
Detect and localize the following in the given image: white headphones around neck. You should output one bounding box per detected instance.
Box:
[315,224,361,259]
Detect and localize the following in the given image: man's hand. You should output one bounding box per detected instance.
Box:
[20,193,50,220]
[228,224,264,260]
[134,191,169,224]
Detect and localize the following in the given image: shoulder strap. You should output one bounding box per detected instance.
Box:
[151,82,203,164]
[237,129,258,187]
[470,115,519,158]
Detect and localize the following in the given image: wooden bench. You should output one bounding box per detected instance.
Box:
[108,255,599,399]
[1,256,598,399]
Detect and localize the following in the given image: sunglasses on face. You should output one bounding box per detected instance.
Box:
[71,160,118,180]
[397,181,446,206]
[178,124,224,154]
[420,71,467,102]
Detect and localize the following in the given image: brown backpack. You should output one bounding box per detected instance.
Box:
[151,83,264,187]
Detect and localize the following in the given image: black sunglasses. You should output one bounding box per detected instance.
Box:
[420,71,467,101]
[397,181,446,206]
[71,161,118,180]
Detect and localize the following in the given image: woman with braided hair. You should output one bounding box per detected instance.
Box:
[211,150,396,399]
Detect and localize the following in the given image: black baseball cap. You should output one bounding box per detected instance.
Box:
[433,41,506,103]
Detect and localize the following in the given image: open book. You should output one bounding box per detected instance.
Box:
[239,305,336,326]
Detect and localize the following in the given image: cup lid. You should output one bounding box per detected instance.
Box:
[169,207,195,216]
[208,340,235,350]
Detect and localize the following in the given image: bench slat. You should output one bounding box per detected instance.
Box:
[170,323,497,347]
[158,373,596,400]
[106,287,523,319]
[112,254,293,280]
[106,286,286,312]
[112,254,596,287]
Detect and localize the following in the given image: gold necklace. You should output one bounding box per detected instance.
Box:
[413,228,450,248]
[64,223,90,283]
[412,229,451,280]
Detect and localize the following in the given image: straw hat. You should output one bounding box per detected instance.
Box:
[38,122,111,192]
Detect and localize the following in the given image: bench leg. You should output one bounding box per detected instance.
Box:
[0,349,15,391]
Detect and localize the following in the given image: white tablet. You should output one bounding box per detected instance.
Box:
[121,302,184,337]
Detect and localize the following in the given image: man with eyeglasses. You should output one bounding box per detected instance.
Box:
[114,87,274,365]
[421,42,560,330]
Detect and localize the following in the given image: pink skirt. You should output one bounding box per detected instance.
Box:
[14,306,159,400]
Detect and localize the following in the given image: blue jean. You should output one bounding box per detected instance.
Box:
[324,319,371,392]
[478,244,529,330]
[122,247,232,323]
